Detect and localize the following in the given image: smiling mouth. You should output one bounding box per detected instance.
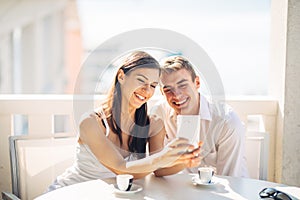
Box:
[135,93,146,101]
[172,98,188,106]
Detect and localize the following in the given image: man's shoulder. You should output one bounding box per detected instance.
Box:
[150,98,172,118]
[209,101,242,124]
[150,98,170,111]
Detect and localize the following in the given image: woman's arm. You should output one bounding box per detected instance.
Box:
[79,114,189,179]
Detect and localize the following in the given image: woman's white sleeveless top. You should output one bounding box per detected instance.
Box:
[47,109,138,191]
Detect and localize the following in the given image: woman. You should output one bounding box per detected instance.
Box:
[48,51,200,191]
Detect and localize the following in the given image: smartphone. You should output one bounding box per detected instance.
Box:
[177,115,201,146]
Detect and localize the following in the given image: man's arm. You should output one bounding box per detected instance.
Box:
[216,110,248,177]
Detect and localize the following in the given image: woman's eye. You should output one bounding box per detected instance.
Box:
[150,84,157,88]
[137,78,145,83]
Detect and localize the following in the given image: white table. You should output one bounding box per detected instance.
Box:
[35,173,300,200]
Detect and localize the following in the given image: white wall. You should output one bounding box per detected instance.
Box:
[269,0,288,183]
[270,0,300,186]
[0,0,68,94]
[281,0,300,186]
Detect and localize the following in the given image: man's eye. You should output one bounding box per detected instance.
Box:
[163,89,171,93]
[179,84,187,88]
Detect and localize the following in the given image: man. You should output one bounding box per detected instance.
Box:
[151,55,248,177]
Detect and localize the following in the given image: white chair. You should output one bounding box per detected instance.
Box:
[5,135,77,200]
[245,131,269,180]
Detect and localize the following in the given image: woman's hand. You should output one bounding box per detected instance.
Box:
[156,139,203,168]
[172,141,203,168]
[154,137,191,168]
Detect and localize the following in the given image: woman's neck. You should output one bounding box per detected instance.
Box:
[121,99,136,120]
[119,99,135,133]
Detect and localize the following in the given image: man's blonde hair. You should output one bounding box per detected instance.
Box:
[161,56,197,81]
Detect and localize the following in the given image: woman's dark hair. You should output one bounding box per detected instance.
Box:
[103,51,160,159]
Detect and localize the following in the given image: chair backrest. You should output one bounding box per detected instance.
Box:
[9,135,77,200]
[245,131,269,180]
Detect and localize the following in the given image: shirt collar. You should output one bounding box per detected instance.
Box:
[170,92,212,121]
[199,94,212,121]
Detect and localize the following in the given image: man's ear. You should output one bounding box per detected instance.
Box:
[117,69,125,84]
[195,76,200,89]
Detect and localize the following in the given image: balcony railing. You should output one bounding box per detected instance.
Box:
[0,95,278,194]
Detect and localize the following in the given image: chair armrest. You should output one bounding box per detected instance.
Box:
[1,191,21,200]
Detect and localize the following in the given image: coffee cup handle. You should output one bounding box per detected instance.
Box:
[126,179,133,191]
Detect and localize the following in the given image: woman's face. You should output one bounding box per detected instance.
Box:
[119,67,160,110]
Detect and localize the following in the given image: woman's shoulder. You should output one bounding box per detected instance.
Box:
[78,110,109,141]
[79,111,99,128]
[79,106,107,126]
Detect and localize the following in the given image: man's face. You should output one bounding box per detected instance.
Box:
[160,68,200,115]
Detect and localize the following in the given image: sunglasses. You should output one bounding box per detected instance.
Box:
[259,188,292,200]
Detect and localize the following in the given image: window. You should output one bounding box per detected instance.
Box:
[77,0,270,96]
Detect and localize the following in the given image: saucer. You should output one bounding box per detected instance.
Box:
[113,184,143,194]
[191,176,219,186]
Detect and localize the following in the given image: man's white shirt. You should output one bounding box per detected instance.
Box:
[151,94,249,177]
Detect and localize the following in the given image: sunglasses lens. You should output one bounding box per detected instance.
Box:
[259,188,292,200]
[276,193,292,200]
[260,188,277,198]
[265,188,277,194]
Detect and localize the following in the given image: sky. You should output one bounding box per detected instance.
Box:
[76,0,271,96]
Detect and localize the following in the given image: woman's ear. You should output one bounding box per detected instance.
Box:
[117,69,125,84]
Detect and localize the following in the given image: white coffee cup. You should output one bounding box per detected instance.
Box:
[198,167,214,183]
[116,174,133,191]
[177,115,201,146]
